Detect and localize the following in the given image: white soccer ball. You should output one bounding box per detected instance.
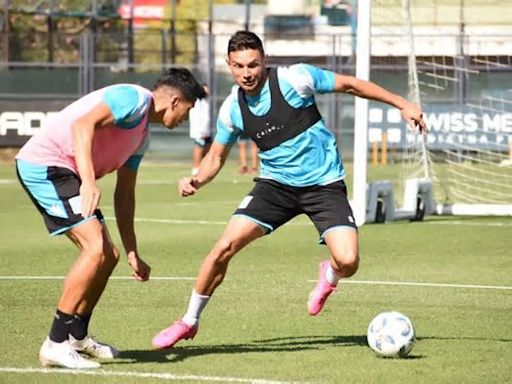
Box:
[367,311,416,358]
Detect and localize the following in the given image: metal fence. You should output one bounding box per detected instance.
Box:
[1,28,511,161]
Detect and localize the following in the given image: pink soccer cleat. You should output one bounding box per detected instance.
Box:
[307,260,337,316]
[152,320,198,349]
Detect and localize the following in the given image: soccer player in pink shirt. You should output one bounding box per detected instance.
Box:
[15,67,205,369]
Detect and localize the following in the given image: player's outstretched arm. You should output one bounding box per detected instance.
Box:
[333,74,427,134]
[179,141,231,197]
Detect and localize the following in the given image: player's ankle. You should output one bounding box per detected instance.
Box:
[181,315,198,327]
[326,264,341,285]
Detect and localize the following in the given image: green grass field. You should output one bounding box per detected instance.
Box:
[0,159,511,384]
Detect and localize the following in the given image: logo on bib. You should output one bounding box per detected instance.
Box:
[238,196,253,209]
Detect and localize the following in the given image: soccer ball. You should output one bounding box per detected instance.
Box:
[367,311,416,358]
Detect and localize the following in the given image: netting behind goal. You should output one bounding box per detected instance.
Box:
[365,0,512,217]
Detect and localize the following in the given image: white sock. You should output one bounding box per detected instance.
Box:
[182,290,210,327]
[326,264,341,286]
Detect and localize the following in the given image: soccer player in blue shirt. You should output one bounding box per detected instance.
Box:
[153,30,427,349]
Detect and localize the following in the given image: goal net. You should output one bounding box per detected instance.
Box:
[355,0,512,223]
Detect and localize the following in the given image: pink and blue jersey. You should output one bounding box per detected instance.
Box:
[215,63,345,187]
[16,84,152,177]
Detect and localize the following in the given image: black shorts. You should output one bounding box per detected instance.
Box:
[233,178,357,243]
[16,159,103,236]
[193,136,212,148]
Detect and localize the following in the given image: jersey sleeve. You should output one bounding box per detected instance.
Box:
[214,90,242,146]
[286,63,336,96]
[102,85,151,129]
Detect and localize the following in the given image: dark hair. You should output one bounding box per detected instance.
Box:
[153,67,206,101]
[227,30,264,55]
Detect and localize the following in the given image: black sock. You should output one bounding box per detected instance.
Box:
[49,309,74,343]
[69,313,92,341]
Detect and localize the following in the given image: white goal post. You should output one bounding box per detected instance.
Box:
[352,0,512,225]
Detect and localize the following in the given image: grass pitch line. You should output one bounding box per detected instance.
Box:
[308,279,512,291]
[1,275,511,291]
[105,216,512,228]
[131,217,228,225]
[0,276,196,281]
[422,220,512,227]
[0,367,305,384]
[106,216,307,226]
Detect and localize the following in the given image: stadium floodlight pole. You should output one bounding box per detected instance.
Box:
[47,0,54,63]
[350,0,357,60]
[170,0,177,63]
[128,0,134,69]
[352,0,371,226]
[3,0,9,63]
[207,0,214,138]
[244,0,251,31]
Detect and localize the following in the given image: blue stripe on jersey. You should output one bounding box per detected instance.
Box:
[103,85,149,129]
[124,154,144,170]
[123,133,149,170]
[215,91,242,146]
[16,160,68,219]
[215,64,344,187]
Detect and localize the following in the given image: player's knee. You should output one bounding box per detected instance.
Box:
[83,237,118,268]
[212,237,238,265]
[334,249,359,276]
[345,252,360,275]
[82,237,105,262]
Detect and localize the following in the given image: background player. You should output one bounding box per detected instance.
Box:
[189,84,212,176]
[237,133,258,175]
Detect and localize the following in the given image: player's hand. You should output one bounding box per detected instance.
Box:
[400,102,428,135]
[178,177,200,197]
[79,181,101,217]
[127,251,151,282]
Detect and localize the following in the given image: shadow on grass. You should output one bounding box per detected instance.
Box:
[102,334,510,365]
[110,334,368,364]
[418,335,512,343]
[258,335,426,360]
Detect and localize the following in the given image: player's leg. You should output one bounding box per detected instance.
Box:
[250,140,259,174]
[199,138,212,171]
[195,216,265,296]
[192,144,203,176]
[191,138,212,176]
[324,228,359,278]
[61,219,118,314]
[152,179,298,349]
[63,219,120,359]
[238,139,248,174]
[152,218,265,349]
[15,161,103,368]
[306,228,358,316]
[302,180,359,315]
